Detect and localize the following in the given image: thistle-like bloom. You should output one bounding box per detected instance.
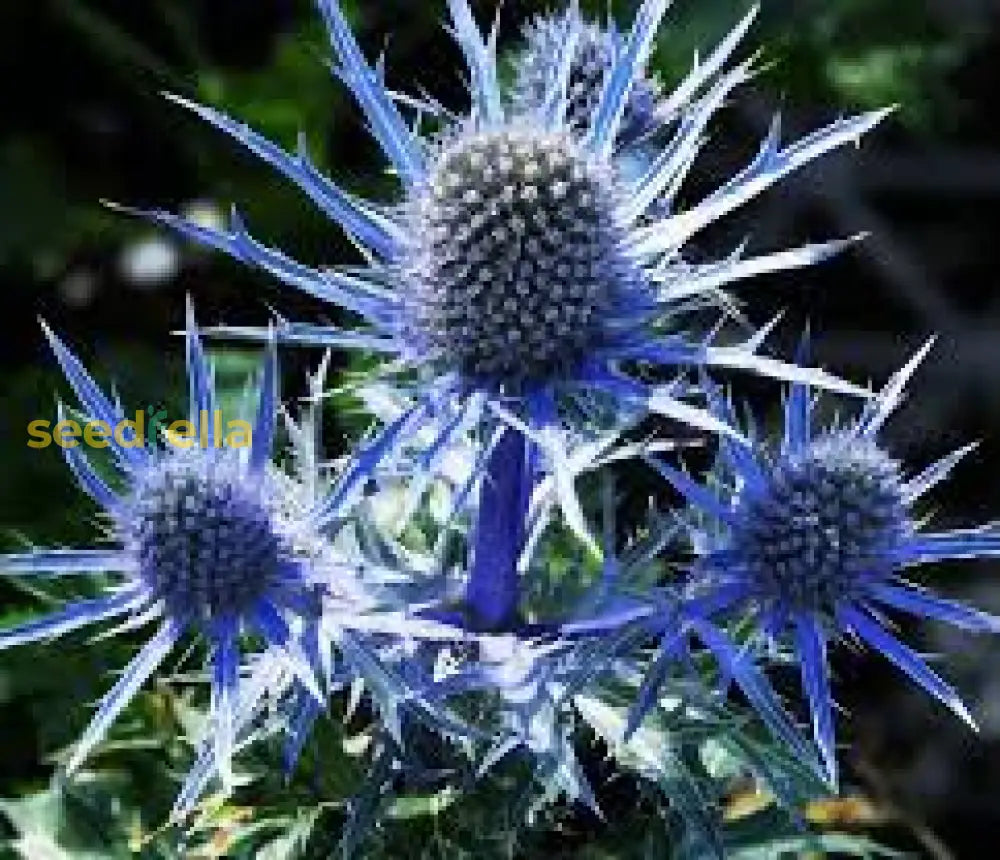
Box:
[512,9,660,143]
[0,308,402,786]
[650,340,1000,783]
[119,0,881,457]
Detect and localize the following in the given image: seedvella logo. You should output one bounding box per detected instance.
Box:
[27,407,252,450]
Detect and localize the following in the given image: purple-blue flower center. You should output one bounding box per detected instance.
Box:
[130,455,283,615]
[405,128,635,381]
[731,436,909,613]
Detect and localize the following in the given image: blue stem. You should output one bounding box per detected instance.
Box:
[465,426,533,630]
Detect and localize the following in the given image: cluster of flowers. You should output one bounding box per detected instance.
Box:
[5,0,1000,838]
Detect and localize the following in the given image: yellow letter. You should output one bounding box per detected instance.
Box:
[167,420,196,449]
[27,420,52,449]
[226,420,252,449]
[114,410,145,449]
[83,420,111,448]
[53,419,81,448]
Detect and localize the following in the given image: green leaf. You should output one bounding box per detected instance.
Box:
[385,787,459,821]
[727,832,905,859]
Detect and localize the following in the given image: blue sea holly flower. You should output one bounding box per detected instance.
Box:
[117,0,885,628]
[117,0,882,443]
[162,362,483,819]
[651,339,1000,784]
[512,7,662,144]
[0,307,392,786]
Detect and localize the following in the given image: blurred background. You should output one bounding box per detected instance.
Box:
[1,0,999,855]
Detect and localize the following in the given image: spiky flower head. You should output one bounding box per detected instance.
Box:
[730,432,909,616]
[404,126,641,381]
[512,11,660,141]
[124,0,884,470]
[0,308,330,783]
[130,449,292,615]
[0,306,460,801]
[645,339,1000,783]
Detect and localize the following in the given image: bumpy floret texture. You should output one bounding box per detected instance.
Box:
[130,453,283,614]
[731,435,910,613]
[513,16,659,140]
[405,128,638,380]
